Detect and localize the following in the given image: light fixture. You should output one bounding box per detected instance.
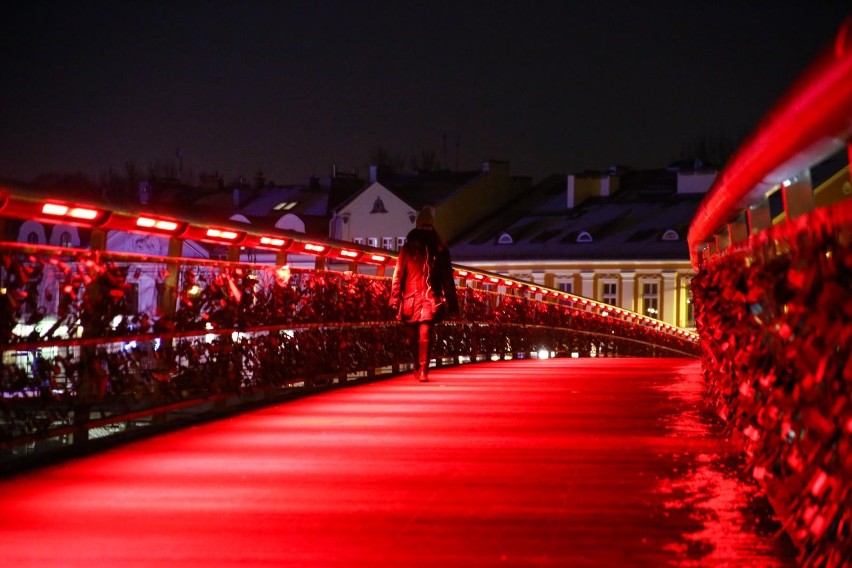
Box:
[40,202,108,225]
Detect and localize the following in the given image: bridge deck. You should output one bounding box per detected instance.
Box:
[0,358,795,567]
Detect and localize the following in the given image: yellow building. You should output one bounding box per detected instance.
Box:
[449,167,717,329]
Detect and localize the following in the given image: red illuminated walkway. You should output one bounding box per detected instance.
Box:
[0,358,795,567]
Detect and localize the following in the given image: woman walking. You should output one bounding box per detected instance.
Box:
[389,206,458,382]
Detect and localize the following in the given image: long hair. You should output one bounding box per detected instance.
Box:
[405,228,444,260]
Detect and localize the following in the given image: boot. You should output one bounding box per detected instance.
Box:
[418,339,431,382]
[410,339,421,381]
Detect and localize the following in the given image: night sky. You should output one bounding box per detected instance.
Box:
[2,1,849,186]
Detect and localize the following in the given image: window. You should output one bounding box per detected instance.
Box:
[576,231,593,243]
[59,231,72,248]
[684,277,695,328]
[367,237,378,248]
[661,229,679,241]
[641,281,659,317]
[353,237,364,245]
[601,282,618,305]
[396,236,406,249]
[497,232,513,245]
[558,281,573,293]
[273,201,298,211]
[382,237,394,250]
[26,232,39,244]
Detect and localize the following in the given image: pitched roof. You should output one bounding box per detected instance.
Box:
[450,170,704,262]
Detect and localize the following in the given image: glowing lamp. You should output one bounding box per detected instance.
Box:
[473,273,485,280]
[206,228,239,241]
[303,243,327,254]
[136,215,183,234]
[339,249,361,259]
[489,277,499,283]
[259,236,291,248]
[369,253,389,263]
[456,270,469,277]
[41,202,107,224]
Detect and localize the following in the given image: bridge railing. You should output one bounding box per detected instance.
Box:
[0,190,698,472]
[688,17,852,568]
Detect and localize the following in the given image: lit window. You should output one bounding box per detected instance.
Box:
[273,201,297,211]
[396,236,406,249]
[642,281,659,317]
[59,231,73,248]
[367,237,378,248]
[382,237,394,250]
[353,237,364,245]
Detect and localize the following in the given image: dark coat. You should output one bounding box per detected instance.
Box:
[390,231,458,323]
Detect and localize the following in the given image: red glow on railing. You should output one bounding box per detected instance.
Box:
[688,18,852,266]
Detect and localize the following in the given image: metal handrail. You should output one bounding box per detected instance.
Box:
[688,17,852,267]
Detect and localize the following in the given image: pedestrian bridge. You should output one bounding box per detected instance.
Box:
[1,16,850,568]
[0,357,796,567]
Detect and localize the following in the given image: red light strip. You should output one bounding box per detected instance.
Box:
[42,202,101,221]
[259,236,288,248]
[303,243,326,253]
[207,228,240,241]
[137,216,180,233]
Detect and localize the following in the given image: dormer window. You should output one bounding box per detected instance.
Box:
[576,231,593,243]
[497,232,513,245]
[273,201,298,211]
[370,197,388,214]
[661,229,679,241]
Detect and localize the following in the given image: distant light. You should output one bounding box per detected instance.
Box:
[260,236,288,247]
[537,349,550,359]
[207,228,240,240]
[42,202,101,221]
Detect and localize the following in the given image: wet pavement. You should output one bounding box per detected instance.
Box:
[0,357,797,567]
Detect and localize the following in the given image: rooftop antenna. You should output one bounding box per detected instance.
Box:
[455,134,460,171]
[442,133,448,170]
